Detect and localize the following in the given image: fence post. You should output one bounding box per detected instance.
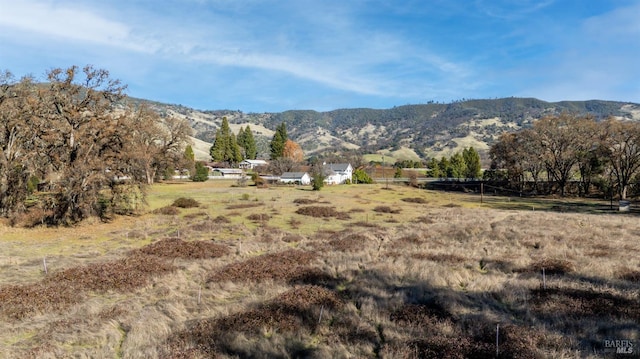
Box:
[496,324,500,357]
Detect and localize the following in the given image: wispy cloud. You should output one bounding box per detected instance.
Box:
[0,0,157,53]
[473,0,555,20]
[0,0,636,111]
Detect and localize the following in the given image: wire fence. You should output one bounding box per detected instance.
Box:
[420,179,633,214]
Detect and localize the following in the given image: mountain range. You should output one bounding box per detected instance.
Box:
[135,97,640,163]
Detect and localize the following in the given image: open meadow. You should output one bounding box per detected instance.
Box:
[1,180,639,358]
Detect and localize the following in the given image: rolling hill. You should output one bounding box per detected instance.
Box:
[135,98,640,161]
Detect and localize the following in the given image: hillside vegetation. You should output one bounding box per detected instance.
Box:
[138,98,640,160]
[1,181,638,358]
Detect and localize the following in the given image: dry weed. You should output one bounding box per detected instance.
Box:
[135,238,229,259]
[247,213,270,222]
[373,205,402,214]
[172,197,200,208]
[208,249,316,282]
[295,206,351,220]
[0,254,174,320]
[163,285,343,357]
[151,206,180,215]
[520,258,574,275]
[401,197,428,204]
[293,198,319,205]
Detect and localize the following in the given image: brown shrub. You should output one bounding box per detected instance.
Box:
[288,268,339,287]
[47,253,174,293]
[163,285,343,357]
[0,254,174,320]
[0,282,78,320]
[401,197,428,204]
[373,205,401,214]
[208,249,316,282]
[530,287,640,320]
[247,213,270,222]
[212,215,231,223]
[172,197,200,208]
[326,233,369,252]
[390,303,451,325]
[152,206,180,215]
[387,307,546,359]
[293,198,318,205]
[135,238,229,259]
[9,207,53,227]
[295,206,351,220]
[520,258,574,275]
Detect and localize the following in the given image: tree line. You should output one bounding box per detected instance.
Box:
[209,119,307,174]
[425,147,482,180]
[0,66,192,225]
[488,113,640,199]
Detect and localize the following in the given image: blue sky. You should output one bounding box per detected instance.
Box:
[1,0,639,112]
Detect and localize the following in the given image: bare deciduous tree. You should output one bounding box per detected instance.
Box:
[124,105,192,184]
[602,117,640,199]
[0,73,41,216]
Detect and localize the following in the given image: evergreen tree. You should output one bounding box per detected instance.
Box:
[426,158,442,178]
[237,126,257,160]
[209,117,241,164]
[270,122,288,160]
[462,147,482,179]
[243,126,257,159]
[184,145,195,162]
[229,132,242,163]
[210,127,226,162]
[183,144,196,178]
[191,161,209,182]
[438,156,450,178]
[448,152,467,178]
[352,168,373,184]
[236,126,246,157]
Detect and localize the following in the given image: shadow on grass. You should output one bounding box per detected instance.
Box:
[163,254,640,358]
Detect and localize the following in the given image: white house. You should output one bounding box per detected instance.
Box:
[323,163,353,185]
[280,172,311,185]
[238,159,268,170]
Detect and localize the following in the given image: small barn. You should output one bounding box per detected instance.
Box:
[280,172,311,185]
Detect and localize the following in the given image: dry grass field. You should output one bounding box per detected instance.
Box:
[0,180,639,358]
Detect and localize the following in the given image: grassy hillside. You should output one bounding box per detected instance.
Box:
[1,181,638,357]
[140,97,640,161]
